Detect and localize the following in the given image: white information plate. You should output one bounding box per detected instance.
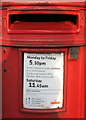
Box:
[23,53,64,109]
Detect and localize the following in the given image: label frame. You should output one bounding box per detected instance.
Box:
[19,48,68,113]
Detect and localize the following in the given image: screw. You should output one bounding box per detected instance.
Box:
[4,59,6,63]
[4,69,6,72]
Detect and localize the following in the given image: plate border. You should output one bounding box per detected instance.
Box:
[18,48,68,113]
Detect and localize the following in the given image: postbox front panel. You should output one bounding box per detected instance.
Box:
[2,46,84,118]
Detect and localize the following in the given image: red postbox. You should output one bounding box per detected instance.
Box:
[1,1,85,118]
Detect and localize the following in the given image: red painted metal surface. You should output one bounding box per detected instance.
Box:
[1,1,85,118]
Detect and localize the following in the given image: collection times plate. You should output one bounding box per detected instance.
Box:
[23,53,64,109]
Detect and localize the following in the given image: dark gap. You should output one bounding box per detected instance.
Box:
[10,14,78,25]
